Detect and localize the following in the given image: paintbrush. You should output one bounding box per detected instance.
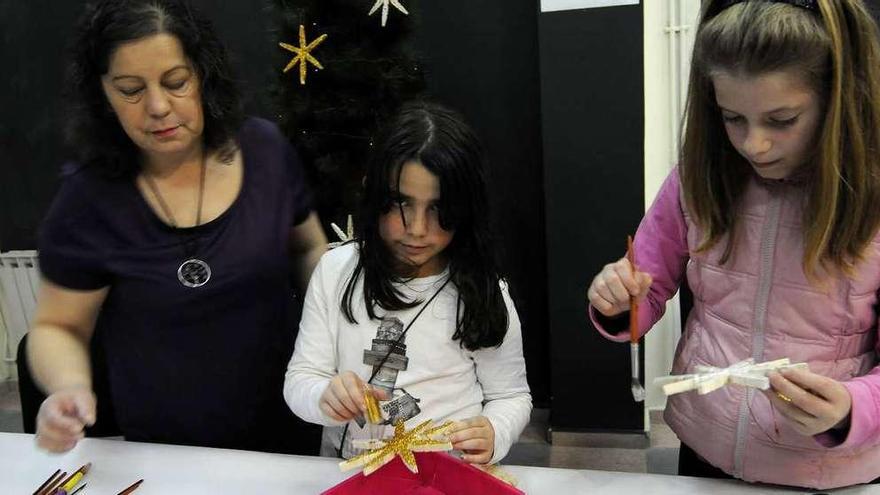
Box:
[628,235,646,402]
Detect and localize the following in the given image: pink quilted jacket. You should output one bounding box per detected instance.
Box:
[591,169,880,489]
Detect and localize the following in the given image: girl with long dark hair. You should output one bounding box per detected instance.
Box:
[285,101,531,464]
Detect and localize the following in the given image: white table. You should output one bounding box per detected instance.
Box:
[1,433,876,494]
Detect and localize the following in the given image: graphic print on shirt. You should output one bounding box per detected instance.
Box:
[362,316,422,425]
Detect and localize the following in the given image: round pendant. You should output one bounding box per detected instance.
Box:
[178,258,211,288]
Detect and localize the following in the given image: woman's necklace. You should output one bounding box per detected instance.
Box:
[143,157,211,288]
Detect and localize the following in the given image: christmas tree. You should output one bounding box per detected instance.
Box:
[273,0,426,232]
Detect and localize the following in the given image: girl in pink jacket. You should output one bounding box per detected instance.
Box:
[588,0,880,489]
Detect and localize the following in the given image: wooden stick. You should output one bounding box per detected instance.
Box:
[117,479,144,495]
[33,469,60,495]
[38,471,66,495]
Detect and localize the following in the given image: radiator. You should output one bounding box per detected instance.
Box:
[0,250,38,375]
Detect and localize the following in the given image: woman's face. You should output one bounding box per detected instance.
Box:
[101,33,204,162]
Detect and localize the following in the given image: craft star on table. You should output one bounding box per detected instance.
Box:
[279,24,328,85]
[654,358,808,396]
[339,419,454,476]
[369,0,409,27]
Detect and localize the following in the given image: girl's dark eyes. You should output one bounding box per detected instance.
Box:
[393,199,439,210]
[166,80,187,90]
[722,115,743,124]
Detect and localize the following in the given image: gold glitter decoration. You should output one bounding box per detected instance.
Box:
[279,25,328,85]
[339,419,454,475]
[363,385,383,424]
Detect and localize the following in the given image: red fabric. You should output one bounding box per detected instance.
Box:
[322,452,524,495]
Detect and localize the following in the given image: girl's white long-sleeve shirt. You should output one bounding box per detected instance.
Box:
[284,244,532,464]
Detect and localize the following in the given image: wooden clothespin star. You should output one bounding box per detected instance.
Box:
[654,358,808,396]
[329,214,354,249]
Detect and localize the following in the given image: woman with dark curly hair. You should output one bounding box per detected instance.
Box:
[26,0,327,455]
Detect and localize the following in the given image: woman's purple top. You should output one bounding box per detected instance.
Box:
[38,117,314,452]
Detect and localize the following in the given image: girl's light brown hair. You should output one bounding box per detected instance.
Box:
[680,0,880,278]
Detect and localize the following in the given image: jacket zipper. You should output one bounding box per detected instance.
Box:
[733,189,782,477]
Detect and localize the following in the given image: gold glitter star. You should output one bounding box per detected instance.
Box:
[339,419,454,475]
[369,0,409,27]
[279,25,328,85]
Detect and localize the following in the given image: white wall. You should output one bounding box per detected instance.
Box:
[642,0,701,418]
[0,305,9,381]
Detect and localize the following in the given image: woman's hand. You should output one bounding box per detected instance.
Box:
[587,257,653,317]
[35,385,96,453]
[448,416,495,465]
[766,368,852,436]
[319,371,388,422]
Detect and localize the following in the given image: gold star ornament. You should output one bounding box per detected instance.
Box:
[339,419,454,476]
[279,24,328,85]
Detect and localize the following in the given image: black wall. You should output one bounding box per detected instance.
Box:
[540,4,645,432]
[0,1,550,405]
[0,1,83,252]
[413,2,549,408]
